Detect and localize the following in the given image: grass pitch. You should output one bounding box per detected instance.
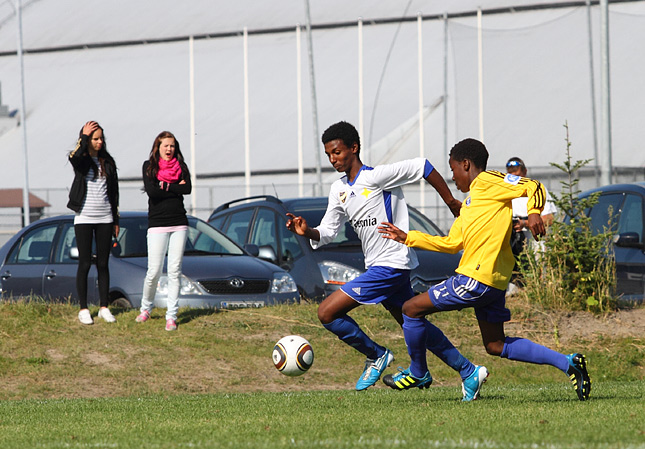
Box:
[0,382,643,448]
[0,300,643,448]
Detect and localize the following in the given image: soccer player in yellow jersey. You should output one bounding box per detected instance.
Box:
[378,138,591,401]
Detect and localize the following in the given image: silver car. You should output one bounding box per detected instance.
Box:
[0,212,299,309]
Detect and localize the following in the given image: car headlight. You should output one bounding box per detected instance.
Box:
[318,261,362,285]
[271,273,298,293]
[157,274,202,296]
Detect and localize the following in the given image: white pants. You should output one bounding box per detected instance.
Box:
[140,229,187,321]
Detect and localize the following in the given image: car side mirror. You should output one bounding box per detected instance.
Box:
[257,245,278,264]
[613,232,644,249]
[243,243,259,257]
[69,247,79,259]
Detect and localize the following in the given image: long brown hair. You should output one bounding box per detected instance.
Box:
[145,131,189,180]
[77,122,116,179]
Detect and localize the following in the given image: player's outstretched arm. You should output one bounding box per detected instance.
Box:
[378,222,408,244]
[527,213,546,240]
[425,169,461,217]
[286,213,320,241]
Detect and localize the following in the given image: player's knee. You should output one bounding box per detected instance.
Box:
[401,299,424,318]
[484,341,504,356]
[317,302,333,324]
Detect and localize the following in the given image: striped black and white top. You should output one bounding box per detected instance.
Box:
[74,157,113,225]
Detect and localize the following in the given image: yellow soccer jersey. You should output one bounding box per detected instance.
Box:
[406,170,546,290]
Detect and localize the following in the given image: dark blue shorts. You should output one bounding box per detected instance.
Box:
[427,274,511,323]
[341,266,414,309]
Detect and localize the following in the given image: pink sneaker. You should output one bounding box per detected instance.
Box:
[135,310,150,323]
[165,319,177,331]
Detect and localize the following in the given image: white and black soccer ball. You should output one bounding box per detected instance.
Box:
[272,335,314,377]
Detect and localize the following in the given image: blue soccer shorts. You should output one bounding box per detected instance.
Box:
[341,266,414,308]
[427,274,511,323]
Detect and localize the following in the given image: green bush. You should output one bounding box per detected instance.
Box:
[515,124,616,312]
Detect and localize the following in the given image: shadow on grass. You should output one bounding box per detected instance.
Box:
[177,307,222,324]
[106,306,221,323]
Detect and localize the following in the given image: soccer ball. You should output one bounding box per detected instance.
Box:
[272,335,314,376]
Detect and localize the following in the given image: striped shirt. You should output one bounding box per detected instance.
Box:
[74,157,113,225]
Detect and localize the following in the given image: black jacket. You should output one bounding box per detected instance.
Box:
[142,160,192,228]
[66,135,119,225]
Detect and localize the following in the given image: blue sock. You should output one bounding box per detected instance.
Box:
[424,319,475,380]
[323,316,385,360]
[501,337,569,372]
[402,314,429,378]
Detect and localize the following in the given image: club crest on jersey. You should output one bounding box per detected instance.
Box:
[465,197,471,207]
[361,188,371,199]
[504,174,521,185]
[339,191,348,203]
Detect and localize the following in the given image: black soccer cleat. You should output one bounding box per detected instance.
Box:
[566,353,591,401]
[383,367,432,390]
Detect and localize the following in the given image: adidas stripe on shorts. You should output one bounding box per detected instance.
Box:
[428,274,511,323]
[341,266,414,308]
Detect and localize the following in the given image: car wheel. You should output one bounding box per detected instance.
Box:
[109,296,132,308]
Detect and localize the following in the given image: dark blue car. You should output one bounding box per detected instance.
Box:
[208,196,461,302]
[577,182,645,302]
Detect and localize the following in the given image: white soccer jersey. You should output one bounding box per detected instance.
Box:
[511,187,557,218]
[312,157,433,270]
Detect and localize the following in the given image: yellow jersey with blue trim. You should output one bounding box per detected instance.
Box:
[405,170,546,290]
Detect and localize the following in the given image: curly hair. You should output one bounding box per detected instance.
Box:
[449,138,489,170]
[321,121,361,155]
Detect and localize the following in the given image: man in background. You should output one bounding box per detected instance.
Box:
[506,157,557,256]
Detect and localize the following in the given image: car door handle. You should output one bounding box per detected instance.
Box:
[1,271,10,280]
[45,271,57,279]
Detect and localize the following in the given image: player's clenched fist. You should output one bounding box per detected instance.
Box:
[286,213,321,241]
[285,213,306,234]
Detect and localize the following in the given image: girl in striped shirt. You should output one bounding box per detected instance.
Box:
[67,121,119,325]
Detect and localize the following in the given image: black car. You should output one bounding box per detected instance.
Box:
[577,182,645,302]
[208,195,460,301]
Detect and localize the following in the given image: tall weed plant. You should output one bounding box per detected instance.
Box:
[515,124,616,312]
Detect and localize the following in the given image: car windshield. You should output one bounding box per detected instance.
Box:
[114,217,245,257]
[290,202,443,247]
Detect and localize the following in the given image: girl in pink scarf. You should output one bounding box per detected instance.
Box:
[157,156,182,185]
[138,131,192,331]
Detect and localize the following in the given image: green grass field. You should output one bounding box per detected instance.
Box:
[1,383,643,448]
[0,300,643,448]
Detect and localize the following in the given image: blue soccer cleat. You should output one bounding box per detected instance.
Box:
[566,353,591,401]
[383,367,433,390]
[356,348,394,391]
[461,365,489,402]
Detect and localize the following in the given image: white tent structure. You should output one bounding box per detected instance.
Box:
[0,0,643,232]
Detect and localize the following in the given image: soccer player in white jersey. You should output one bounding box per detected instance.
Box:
[286,121,489,399]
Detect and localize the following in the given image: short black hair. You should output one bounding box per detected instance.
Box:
[449,138,488,170]
[321,121,361,155]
